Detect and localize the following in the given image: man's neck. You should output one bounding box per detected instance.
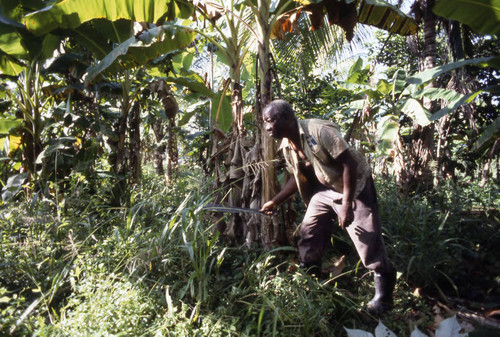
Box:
[287,125,301,151]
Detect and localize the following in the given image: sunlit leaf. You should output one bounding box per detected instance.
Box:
[401,98,431,126]
[84,24,196,85]
[433,0,500,36]
[1,172,28,202]
[376,115,398,156]
[349,99,367,109]
[392,68,407,97]
[346,57,364,83]
[413,88,463,103]
[430,90,482,121]
[8,135,21,153]
[0,30,25,56]
[24,0,193,36]
[376,79,391,95]
[0,117,22,134]
[212,92,232,132]
[0,54,24,75]
[358,0,417,36]
[406,57,500,86]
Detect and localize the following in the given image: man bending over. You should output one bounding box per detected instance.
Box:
[260,99,396,315]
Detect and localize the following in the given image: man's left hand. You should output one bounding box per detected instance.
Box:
[338,202,354,229]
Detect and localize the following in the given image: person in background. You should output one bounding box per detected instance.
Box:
[260,99,397,315]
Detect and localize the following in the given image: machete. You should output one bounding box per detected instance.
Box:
[203,204,277,216]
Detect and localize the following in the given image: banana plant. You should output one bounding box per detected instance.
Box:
[334,54,499,191]
[340,56,498,152]
[18,0,198,203]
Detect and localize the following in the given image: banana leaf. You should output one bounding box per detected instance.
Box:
[24,0,193,36]
[433,0,500,36]
[84,24,196,85]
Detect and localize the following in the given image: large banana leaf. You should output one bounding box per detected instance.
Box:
[0,13,30,74]
[24,0,193,36]
[357,0,417,35]
[433,0,500,36]
[376,114,399,156]
[406,56,500,86]
[0,116,23,134]
[273,0,417,41]
[0,54,24,75]
[84,24,196,85]
[0,22,26,57]
[0,1,62,75]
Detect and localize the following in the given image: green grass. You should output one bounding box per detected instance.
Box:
[1,170,498,336]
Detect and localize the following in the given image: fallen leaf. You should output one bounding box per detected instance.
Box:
[323,255,346,278]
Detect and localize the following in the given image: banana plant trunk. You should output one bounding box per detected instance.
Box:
[152,118,166,175]
[255,0,280,249]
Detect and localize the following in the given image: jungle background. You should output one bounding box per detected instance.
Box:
[0,0,499,336]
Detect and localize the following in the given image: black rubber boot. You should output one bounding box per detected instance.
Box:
[366,268,396,315]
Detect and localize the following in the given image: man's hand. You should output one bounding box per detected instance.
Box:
[260,200,278,216]
[338,202,354,230]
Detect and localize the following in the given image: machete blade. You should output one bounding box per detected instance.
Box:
[202,204,276,216]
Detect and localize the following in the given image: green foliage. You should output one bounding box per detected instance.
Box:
[0,169,359,336]
[433,0,500,36]
[2,168,497,336]
[24,0,193,36]
[40,275,159,336]
[84,24,197,85]
[377,178,499,301]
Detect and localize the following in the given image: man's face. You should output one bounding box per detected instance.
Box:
[263,108,287,139]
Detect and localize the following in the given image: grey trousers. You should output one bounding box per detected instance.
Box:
[298,178,393,274]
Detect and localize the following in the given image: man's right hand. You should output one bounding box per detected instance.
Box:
[260,200,278,215]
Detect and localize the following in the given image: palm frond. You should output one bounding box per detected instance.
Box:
[272,15,375,79]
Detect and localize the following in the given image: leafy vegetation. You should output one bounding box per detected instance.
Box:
[1,167,498,336]
[0,0,499,336]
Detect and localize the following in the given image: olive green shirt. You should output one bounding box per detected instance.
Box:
[280,119,371,205]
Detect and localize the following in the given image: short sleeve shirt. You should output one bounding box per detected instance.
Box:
[280,119,371,205]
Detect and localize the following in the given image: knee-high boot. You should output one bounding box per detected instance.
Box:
[366,268,396,315]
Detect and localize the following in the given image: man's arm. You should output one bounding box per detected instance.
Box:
[337,150,357,229]
[260,177,298,215]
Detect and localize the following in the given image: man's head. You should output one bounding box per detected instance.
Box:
[262,100,297,139]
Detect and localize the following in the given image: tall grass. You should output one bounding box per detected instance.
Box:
[377,178,499,302]
[1,170,498,336]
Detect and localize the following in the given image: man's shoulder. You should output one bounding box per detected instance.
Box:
[300,119,340,132]
[300,119,342,140]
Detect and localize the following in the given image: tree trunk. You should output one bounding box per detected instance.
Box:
[224,81,246,242]
[399,0,437,192]
[165,117,177,183]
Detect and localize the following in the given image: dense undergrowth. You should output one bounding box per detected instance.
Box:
[1,169,498,336]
